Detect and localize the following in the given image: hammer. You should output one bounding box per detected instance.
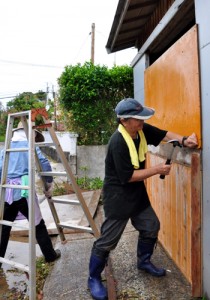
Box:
[160,139,181,179]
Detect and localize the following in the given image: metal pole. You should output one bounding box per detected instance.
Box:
[91,23,95,64]
[28,112,37,300]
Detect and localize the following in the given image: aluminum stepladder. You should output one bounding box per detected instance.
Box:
[0,110,38,300]
[30,108,100,240]
[0,108,100,300]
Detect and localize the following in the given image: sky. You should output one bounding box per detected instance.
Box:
[0,0,137,107]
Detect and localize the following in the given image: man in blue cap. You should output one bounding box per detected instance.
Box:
[87,98,198,300]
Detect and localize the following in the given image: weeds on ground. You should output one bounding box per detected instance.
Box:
[76,165,103,190]
[36,257,52,299]
[52,165,103,196]
[53,177,103,196]
[76,176,103,190]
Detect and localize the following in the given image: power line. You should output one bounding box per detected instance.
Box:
[95,30,107,39]
[0,59,64,69]
[73,33,91,62]
[0,96,16,100]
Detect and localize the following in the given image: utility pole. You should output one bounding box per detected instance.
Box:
[114,52,116,67]
[46,83,49,106]
[52,85,57,131]
[91,23,95,64]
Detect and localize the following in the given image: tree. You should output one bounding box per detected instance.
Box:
[0,102,7,140]
[0,91,52,134]
[58,62,133,145]
[7,91,46,112]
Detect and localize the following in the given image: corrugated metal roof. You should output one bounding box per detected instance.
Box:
[106,0,159,53]
[106,0,195,60]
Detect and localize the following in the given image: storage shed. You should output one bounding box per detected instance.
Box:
[106,0,210,298]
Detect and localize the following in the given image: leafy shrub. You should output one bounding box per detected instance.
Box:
[58,62,133,145]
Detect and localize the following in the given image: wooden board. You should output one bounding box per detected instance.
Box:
[145,25,201,148]
[11,190,101,236]
[146,152,201,296]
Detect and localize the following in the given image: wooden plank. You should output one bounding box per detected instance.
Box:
[191,153,202,297]
[147,151,202,297]
[79,189,101,227]
[105,258,117,300]
[146,153,192,281]
[10,191,100,236]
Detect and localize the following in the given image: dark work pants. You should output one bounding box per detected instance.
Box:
[0,198,57,262]
[92,205,160,259]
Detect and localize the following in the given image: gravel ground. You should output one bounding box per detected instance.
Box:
[111,224,193,300]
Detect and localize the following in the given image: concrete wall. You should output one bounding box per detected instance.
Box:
[42,144,107,180]
[76,145,107,180]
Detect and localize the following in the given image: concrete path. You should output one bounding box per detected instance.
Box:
[43,210,193,300]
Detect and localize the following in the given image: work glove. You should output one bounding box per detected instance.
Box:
[43,182,53,198]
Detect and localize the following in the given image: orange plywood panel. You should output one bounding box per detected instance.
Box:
[145,25,201,148]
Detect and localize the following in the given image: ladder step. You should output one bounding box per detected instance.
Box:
[58,222,93,233]
[0,220,29,229]
[6,147,29,152]
[51,197,80,205]
[35,142,54,147]
[1,184,29,190]
[8,110,31,118]
[39,171,67,176]
[0,257,29,272]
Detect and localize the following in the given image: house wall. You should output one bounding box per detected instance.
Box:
[194,0,210,298]
[143,26,201,296]
[133,23,203,296]
[133,54,148,103]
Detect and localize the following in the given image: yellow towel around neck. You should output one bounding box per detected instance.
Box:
[118,124,148,169]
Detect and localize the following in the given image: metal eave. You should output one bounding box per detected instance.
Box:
[106,0,130,54]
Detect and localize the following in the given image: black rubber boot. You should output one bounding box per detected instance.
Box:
[35,219,61,263]
[137,238,166,277]
[88,253,108,300]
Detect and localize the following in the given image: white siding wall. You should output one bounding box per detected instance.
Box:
[133,54,147,104]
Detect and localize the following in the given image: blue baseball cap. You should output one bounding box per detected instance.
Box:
[115,98,155,120]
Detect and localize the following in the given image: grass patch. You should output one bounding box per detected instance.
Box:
[53,176,103,196]
[76,176,103,190]
[0,135,5,142]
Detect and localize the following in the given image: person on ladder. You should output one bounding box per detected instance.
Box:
[0,122,61,267]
